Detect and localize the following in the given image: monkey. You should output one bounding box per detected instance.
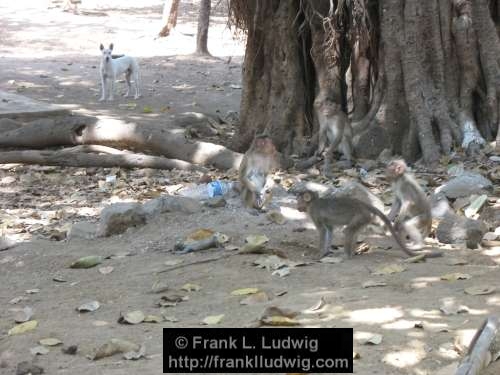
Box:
[238,134,278,210]
[385,159,432,250]
[296,190,442,259]
[313,98,354,175]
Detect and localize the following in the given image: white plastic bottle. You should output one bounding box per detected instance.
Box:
[179,180,234,200]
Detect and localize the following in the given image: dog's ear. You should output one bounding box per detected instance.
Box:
[100,43,104,51]
[109,43,114,51]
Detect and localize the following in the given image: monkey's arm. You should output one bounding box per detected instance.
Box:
[387,198,401,221]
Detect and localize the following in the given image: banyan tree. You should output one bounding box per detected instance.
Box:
[228,0,500,165]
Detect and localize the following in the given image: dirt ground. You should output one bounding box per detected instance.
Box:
[1,1,500,375]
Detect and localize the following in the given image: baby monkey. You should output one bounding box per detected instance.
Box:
[314,98,354,174]
[386,159,432,250]
[238,134,278,209]
[297,190,442,259]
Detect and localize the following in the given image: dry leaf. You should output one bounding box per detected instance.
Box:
[372,264,407,275]
[364,334,383,345]
[241,235,269,253]
[14,306,33,323]
[202,314,224,325]
[93,338,140,360]
[30,346,49,355]
[272,267,290,277]
[403,254,426,263]
[464,285,496,295]
[447,258,468,266]
[309,297,327,311]
[362,280,387,288]
[8,320,38,335]
[261,316,300,326]
[267,211,286,225]
[39,338,62,346]
[181,283,201,292]
[143,315,163,323]
[164,259,183,267]
[231,288,260,296]
[441,273,471,281]
[123,344,146,360]
[70,255,103,269]
[98,266,114,275]
[320,256,343,264]
[118,310,145,325]
[77,301,100,313]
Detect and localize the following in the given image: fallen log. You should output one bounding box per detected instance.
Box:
[455,316,498,375]
[0,115,243,170]
[0,149,206,171]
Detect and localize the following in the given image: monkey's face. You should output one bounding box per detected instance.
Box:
[255,137,277,156]
[386,159,406,180]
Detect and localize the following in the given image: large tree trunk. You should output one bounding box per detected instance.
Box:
[195,0,211,55]
[230,0,306,154]
[230,0,500,164]
[158,0,181,38]
[0,116,242,170]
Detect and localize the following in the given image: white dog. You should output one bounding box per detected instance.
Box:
[99,43,141,101]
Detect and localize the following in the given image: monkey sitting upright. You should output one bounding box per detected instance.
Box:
[386,159,432,250]
[238,134,278,210]
[314,97,354,175]
[296,189,442,259]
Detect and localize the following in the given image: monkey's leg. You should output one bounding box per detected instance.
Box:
[387,198,402,221]
[323,127,344,175]
[343,215,370,258]
[317,225,333,258]
[339,124,354,161]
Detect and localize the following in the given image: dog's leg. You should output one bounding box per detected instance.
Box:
[124,70,131,97]
[99,74,106,101]
[108,74,115,101]
[134,68,140,99]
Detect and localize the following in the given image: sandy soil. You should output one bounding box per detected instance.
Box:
[1,1,500,375]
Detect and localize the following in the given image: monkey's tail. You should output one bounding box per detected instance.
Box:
[350,198,443,258]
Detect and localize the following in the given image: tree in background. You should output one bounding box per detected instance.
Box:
[195,0,211,55]
[228,0,500,165]
[158,0,181,37]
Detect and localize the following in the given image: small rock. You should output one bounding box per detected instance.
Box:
[436,213,487,249]
[16,361,44,375]
[205,197,226,208]
[480,206,500,229]
[0,236,17,251]
[434,172,493,199]
[143,195,202,217]
[62,345,78,355]
[97,203,147,237]
[68,221,97,240]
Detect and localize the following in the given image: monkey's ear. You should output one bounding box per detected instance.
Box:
[303,192,312,202]
[100,43,104,51]
[109,43,114,51]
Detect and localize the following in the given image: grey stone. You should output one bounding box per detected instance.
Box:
[205,197,226,208]
[143,195,202,217]
[68,221,98,240]
[434,172,493,199]
[97,203,147,237]
[0,236,17,251]
[436,213,487,249]
[16,361,44,375]
[480,205,500,229]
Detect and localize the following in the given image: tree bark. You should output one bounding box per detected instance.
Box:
[195,0,211,55]
[158,0,181,38]
[0,116,243,170]
[229,0,500,165]
[0,149,205,171]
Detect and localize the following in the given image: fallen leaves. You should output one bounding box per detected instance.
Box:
[70,255,103,269]
[8,320,38,335]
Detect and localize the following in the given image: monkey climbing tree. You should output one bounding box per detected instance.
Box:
[229,0,500,165]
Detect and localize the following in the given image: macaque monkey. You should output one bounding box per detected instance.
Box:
[314,98,354,174]
[297,190,442,259]
[238,134,278,209]
[386,159,432,250]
